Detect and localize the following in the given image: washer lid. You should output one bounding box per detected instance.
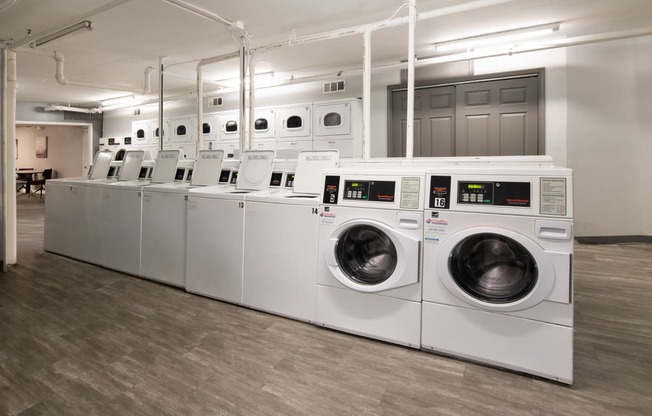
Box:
[150,150,182,184]
[117,150,145,181]
[88,150,114,179]
[236,150,275,191]
[190,150,225,186]
[293,149,339,195]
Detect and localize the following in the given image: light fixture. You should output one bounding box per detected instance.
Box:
[434,23,560,53]
[100,95,137,107]
[30,20,92,47]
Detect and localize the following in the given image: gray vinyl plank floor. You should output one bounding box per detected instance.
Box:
[1,196,651,415]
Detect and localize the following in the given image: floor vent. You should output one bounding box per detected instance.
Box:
[323,80,345,94]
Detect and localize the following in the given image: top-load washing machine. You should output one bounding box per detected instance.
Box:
[316,168,426,348]
[243,150,339,322]
[45,150,117,262]
[421,165,574,384]
[96,150,181,276]
[185,150,275,304]
[312,98,362,158]
[140,150,226,287]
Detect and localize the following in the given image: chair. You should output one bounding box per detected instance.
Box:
[16,168,33,194]
[30,169,53,199]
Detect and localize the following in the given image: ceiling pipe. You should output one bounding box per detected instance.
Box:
[4,48,18,266]
[195,50,240,149]
[248,50,257,151]
[362,30,372,159]
[0,0,21,14]
[44,104,102,113]
[252,0,516,55]
[17,47,152,94]
[405,0,416,159]
[161,0,232,26]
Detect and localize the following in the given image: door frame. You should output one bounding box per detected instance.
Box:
[386,68,546,157]
[16,120,94,177]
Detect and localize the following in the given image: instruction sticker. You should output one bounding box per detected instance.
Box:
[319,207,336,225]
[424,211,449,244]
[400,177,421,209]
[540,177,567,216]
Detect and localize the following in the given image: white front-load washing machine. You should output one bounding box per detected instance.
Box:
[185,150,275,304]
[243,150,339,322]
[421,165,574,384]
[140,150,226,287]
[316,168,426,348]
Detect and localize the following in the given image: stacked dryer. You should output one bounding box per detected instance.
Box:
[243,150,339,322]
[315,168,426,348]
[421,165,574,384]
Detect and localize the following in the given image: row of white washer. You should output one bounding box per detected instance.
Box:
[44,151,574,384]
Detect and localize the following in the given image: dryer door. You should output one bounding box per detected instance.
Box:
[436,226,555,312]
[325,218,419,292]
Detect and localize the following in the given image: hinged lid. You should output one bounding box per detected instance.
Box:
[235,150,275,191]
[150,150,182,183]
[117,150,145,181]
[191,150,225,186]
[293,149,339,194]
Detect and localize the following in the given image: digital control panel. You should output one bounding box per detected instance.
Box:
[230,171,239,184]
[344,181,369,200]
[428,176,531,208]
[322,176,397,204]
[458,181,530,207]
[285,173,295,188]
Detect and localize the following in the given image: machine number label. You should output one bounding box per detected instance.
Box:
[312,208,318,214]
[433,197,446,208]
[238,202,244,208]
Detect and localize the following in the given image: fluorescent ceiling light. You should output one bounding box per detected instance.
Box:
[31,20,92,47]
[435,23,560,53]
[100,95,137,106]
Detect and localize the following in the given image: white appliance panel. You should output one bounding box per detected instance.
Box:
[186,196,245,304]
[100,186,142,275]
[141,190,187,287]
[243,201,319,321]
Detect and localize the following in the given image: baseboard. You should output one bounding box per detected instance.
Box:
[575,235,652,244]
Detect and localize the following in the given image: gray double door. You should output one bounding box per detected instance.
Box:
[391,76,539,157]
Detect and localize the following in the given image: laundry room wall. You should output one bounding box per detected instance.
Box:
[566,36,652,238]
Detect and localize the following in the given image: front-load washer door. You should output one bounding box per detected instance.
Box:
[325,218,420,293]
[436,226,555,312]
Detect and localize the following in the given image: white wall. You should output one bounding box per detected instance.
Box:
[16,125,87,178]
[566,36,652,237]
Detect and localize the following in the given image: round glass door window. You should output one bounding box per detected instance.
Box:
[448,233,538,303]
[336,225,398,285]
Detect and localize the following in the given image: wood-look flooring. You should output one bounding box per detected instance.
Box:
[1,196,651,415]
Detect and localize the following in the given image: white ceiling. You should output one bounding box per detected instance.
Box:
[2,0,652,107]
